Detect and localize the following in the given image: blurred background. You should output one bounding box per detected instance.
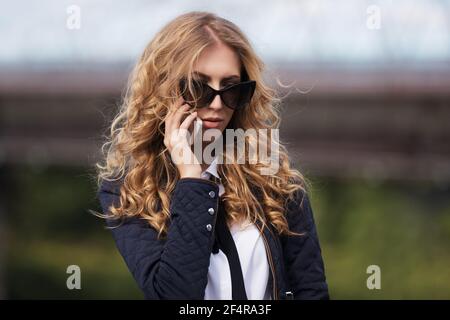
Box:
[1,0,449,299]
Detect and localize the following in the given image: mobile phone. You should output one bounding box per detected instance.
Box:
[193,116,202,138]
[189,116,202,146]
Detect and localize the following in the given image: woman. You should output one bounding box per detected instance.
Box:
[96,11,329,300]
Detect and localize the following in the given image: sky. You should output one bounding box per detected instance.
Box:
[1,0,449,68]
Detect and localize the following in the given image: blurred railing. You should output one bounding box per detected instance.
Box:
[1,64,449,182]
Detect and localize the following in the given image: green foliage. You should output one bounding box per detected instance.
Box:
[310,177,450,299]
[4,165,142,299]
[3,165,450,299]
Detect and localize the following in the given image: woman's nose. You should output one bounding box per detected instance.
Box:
[208,93,223,110]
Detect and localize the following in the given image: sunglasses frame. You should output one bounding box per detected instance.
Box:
[179,78,256,110]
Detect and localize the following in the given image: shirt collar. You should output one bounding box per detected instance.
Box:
[201,157,221,181]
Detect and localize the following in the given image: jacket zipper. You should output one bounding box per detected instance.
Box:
[258,224,279,300]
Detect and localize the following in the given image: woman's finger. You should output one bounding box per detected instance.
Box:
[168,97,185,116]
[165,98,188,134]
[179,111,197,130]
[171,104,191,131]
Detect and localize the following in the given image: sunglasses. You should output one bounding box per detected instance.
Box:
[179,78,256,110]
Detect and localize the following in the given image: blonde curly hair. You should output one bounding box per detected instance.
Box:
[95,11,310,239]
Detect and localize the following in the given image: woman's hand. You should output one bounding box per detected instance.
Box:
[164,97,202,178]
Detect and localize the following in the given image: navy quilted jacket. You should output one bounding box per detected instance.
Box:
[98,177,329,300]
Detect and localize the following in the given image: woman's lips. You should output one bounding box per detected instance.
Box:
[202,119,223,129]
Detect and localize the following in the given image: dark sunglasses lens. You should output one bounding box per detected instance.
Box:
[180,79,214,108]
[222,81,255,110]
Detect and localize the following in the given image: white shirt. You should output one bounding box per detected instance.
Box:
[201,158,271,300]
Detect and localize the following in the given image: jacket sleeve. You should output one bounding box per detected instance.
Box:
[97,177,220,299]
[281,189,330,300]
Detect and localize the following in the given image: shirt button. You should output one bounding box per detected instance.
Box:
[206,224,212,232]
[208,191,216,198]
[208,207,215,215]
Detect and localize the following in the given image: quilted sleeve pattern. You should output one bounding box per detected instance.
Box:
[280,189,330,300]
[98,177,220,299]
